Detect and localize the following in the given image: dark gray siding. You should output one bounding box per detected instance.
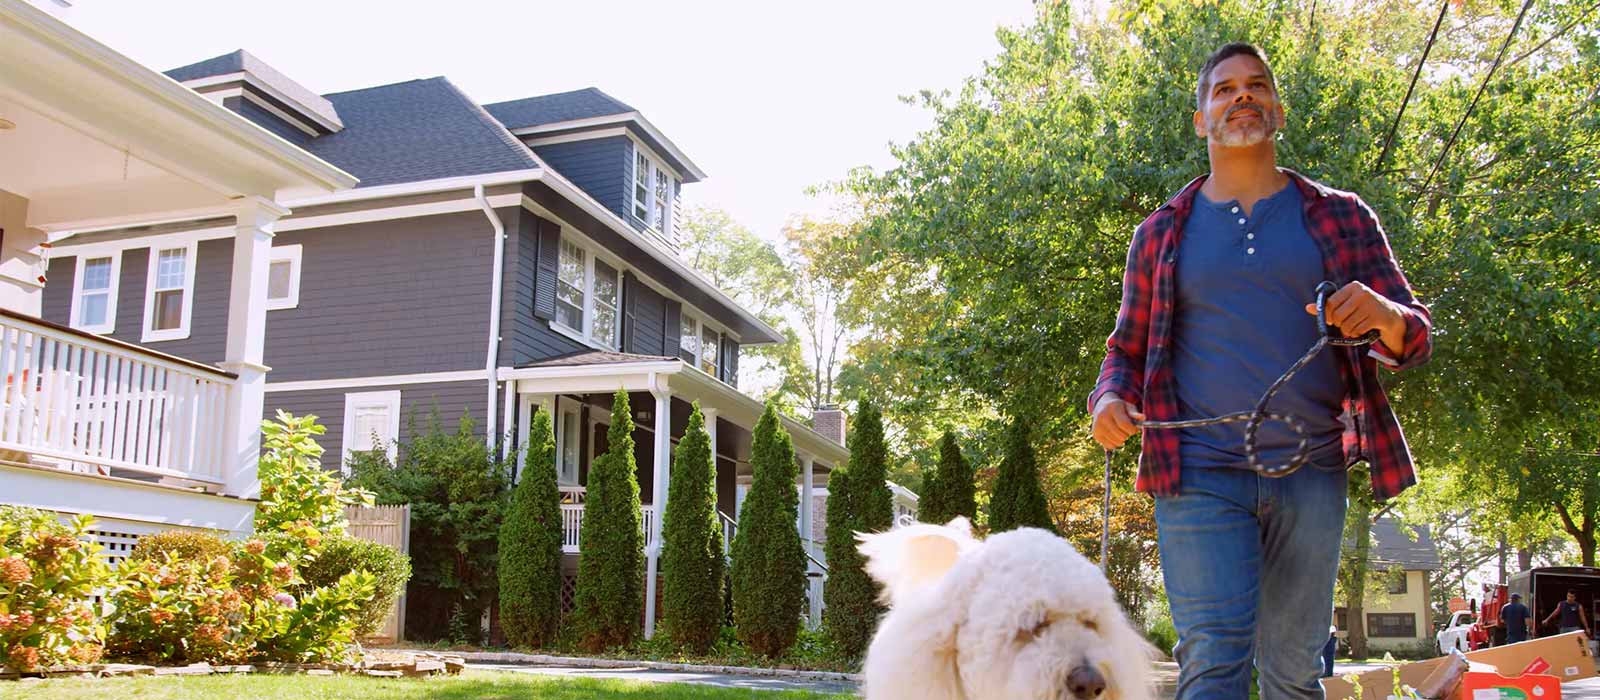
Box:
[264,380,486,470]
[224,95,314,148]
[502,207,587,366]
[265,211,497,381]
[41,239,233,363]
[532,136,630,221]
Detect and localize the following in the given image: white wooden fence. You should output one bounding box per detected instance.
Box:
[0,311,234,488]
[345,504,411,644]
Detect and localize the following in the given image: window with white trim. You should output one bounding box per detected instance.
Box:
[551,235,623,350]
[70,254,120,334]
[632,148,673,237]
[142,244,195,342]
[555,400,581,486]
[267,244,303,311]
[342,390,401,471]
[678,313,727,382]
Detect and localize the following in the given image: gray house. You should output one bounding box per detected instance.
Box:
[39,50,847,635]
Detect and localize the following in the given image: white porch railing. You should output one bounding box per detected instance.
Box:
[559,503,658,554]
[0,311,235,489]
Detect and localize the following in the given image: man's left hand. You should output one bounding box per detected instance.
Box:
[1304,281,1407,355]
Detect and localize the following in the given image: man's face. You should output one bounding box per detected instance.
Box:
[1193,54,1285,148]
[1569,593,1578,603]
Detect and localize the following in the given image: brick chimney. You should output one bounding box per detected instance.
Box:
[813,404,845,446]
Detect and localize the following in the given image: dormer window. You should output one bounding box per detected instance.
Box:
[633,148,673,237]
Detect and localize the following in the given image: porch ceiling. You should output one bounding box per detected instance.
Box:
[504,357,849,466]
[0,1,356,232]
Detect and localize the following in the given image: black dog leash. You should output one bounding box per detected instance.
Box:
[1098,281,1380,568]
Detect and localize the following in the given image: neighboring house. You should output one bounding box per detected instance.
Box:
[1335,517,1442,653]
[36,47,894,635]
[0,0,354,559]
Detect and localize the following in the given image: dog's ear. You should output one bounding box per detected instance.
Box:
[857,518,979,607]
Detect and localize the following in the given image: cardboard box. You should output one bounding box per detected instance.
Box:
[1456,670,1561,700]
[1321,632,1596,700]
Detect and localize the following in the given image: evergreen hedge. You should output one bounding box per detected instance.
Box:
[571,390,644,651]
[660,403,725,653]
[730,401,807,658]
[498,410,564,648]
[988,419,1056,534]
[822,401,894,660]
[918,431,976,525]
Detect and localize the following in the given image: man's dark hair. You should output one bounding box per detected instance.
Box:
[1197,42,1278,110]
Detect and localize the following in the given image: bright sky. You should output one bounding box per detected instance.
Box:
[58,0,1037,243]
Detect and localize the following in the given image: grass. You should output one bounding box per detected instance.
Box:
[3,670,853,700]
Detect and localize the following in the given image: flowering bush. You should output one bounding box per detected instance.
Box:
[257,411,375,537]
[106,528,375,665]
[0,506,111,670]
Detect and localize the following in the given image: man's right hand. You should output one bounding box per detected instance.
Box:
[1091,394,1146,450]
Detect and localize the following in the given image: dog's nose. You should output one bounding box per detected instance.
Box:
[1066,665,1106,698]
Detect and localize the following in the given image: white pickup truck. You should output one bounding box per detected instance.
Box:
[1436,610,1476,655]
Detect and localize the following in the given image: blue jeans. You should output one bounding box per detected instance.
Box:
[1320,635,1336,677]
[1155,464,1349,700]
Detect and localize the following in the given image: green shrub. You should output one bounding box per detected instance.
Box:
[988,418,1056,534]
[498,410,563,648]
[1145,613,1177,657]
[823,401,894,660]
[295,535,411,638]
[730,401,807,658]
[346,409,509,642]
[571,389,644,651]
[919,431,977,525]
[258,411,374,537]
[255,569,377,663]
[0,507,112,670]
[128,528,233,565]
[661,403,725,654]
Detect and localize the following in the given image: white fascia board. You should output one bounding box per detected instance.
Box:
[0,1,356,195]
[281,168,543,207]
[0,462,257,536]
[182,71,343,134]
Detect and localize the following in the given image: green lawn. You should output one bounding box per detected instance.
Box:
[3,670,853,700]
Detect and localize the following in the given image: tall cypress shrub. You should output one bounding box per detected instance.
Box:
[660,403,725,653]
[571,390,643,651]
[920,431,977,525]
[498,410,563,648]
[823,401,894,660]
[730,401,807,657]
[988,419,1056,534]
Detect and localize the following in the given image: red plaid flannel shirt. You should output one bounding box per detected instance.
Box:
[1088,170,1433,500]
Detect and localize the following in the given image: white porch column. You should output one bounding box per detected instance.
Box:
[644,380,671,639]
[218,197,287,499]
[800,454,815,556]
[702,406,719,475]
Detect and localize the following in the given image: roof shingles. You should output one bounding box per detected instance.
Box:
[484,88,636,131]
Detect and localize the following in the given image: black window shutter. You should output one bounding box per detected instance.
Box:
[621,271,639,354]
[532,217,559,320]
[663,301,682,359]
[722,337,739,388]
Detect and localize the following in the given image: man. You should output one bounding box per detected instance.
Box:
[1089,43,1433,700]
[1501,593,1532,644]
[1542,591,1590,636]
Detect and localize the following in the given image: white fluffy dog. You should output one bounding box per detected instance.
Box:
[857,518,1153,700]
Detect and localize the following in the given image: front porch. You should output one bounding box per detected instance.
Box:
[501,351,845,636]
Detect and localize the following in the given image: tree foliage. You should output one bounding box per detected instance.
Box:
[570,390,644,651]
[988,419,1057,534]
[660,403,726,653]
[730,402,808,658]
[919,431,978,525]
[498,410,564,649]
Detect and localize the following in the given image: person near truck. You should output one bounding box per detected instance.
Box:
[1500,593,1531,644]
[1088,41,1433,700]
[1542,590,1590,636]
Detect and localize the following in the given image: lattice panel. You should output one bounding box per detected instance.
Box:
[86,527,143,570]
[559,574,578,617]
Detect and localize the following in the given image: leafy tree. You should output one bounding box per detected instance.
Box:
[988,419,1056,534]
[570,390,644,651]
[919,431,977,524]
[823,401,894,659]
[498,410,563,648]
[346,410,507,642]
[660,403,726,653]
[258,411,374,536]
[730,401,808,657]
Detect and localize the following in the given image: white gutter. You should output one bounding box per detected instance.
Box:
[476,184,507,453]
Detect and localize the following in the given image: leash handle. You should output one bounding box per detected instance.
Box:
[1314,281,1383,346]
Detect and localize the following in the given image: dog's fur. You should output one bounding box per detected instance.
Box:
[857,519,1153,700]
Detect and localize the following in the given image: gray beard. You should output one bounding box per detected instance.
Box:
[1208,107,1280,147]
